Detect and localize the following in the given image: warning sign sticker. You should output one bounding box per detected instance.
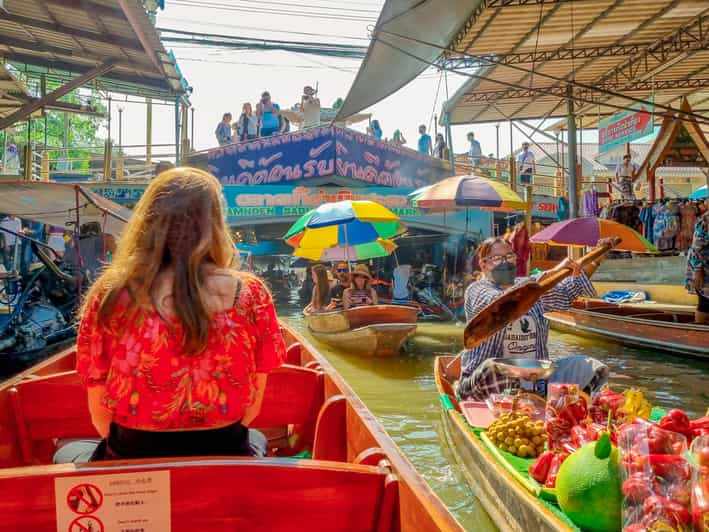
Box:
[55,471,170,532]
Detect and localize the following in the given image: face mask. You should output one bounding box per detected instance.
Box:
[491,262,516,285]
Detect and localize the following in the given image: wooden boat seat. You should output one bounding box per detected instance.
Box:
[8,364,324,465]
[0,457,399,531]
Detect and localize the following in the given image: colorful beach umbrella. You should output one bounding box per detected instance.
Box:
[689,185,707,200]
[294,238,397,261]
[530,217,658,253]
[283,200,404,250]
[409,174,527,212]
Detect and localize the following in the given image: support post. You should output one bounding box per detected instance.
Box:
[118,107,123,152]
[191,107,195,151]
[566,86,579,218]
[103,140,112,182]
[23,143,32,180]
[509,155,517,192]
[495,123,500,160]
[525,185,533,233]
[444,112,455,175]
[174,97,181,165]
[146,97,152,171]
[649,168,656,201]
[40,152,49,181]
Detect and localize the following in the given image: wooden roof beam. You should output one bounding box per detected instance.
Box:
[0,58,115,130]
[42,0,125,21]
[0,12,144,52]
[117,0,163,73]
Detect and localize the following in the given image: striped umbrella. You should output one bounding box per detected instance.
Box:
[294,238,397,261]
[530,217,658,253]
[409,174,526,212]
[284,200,404,255]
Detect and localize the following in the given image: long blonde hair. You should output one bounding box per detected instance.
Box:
[311,264,330,308]
[83,167,236,354]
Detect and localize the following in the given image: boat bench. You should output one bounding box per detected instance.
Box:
[0,457,399,531]
[7,364,325,465]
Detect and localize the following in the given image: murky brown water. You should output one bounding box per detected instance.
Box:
[282,307,709,530]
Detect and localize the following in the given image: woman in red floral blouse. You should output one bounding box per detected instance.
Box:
[73,167,285,460]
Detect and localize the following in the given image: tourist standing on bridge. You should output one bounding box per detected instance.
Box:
[301,85,321,129]
[517,142,536,185]
[615,154,638,200]
[686,210,709,324]
[215,113,233,146]
[256,91,281,137]
[368,120,383,140]
[391,129,407,147]
[236,103,259,141]
[434,134,449,160]
[467,132,482,167]
[65,168,285,462]
[417,125,432,156]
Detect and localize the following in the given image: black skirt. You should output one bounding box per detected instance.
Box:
[90,422,267,461]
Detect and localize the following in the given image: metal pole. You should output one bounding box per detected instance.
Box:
[495,123,500,160]
[444,112,455,175]
[509,119,513,156]
[118,107,123,151]
[191,107,195,151]
[174,97,180,165]
[146,97,152,170]
[567,86,579,219]
[107,96,112,144]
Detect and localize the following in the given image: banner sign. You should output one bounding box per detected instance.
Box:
[599,104,654,153]
[90,183,492,235]
[531,195,559,219]
[206,126,450,188]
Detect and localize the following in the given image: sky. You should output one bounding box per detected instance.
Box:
[107,0,597,162]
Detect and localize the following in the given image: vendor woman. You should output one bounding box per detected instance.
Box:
[457,236,614,401]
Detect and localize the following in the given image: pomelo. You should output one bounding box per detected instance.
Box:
[555,433,622,532]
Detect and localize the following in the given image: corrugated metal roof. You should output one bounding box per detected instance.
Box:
[0,0,185,101]
[442,0,709,125]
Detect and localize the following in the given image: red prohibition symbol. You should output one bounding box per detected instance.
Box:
[66,483,103,514]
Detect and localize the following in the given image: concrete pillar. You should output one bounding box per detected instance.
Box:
[146,98,153,170]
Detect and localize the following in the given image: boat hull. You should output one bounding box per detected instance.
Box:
[434,356,573,532]
[0,325,463,531]
[546,301,709,359]
[305,305,418,357]
[310,323,417,357]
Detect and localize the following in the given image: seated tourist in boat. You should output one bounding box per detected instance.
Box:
[305,263,332,313]
[457,237,612,402]
[328,261,351,309]
[62,168,285,462]
[343,264,378,310]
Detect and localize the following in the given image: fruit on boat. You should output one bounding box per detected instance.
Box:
[556,433,622,532]
[486,412,547,458]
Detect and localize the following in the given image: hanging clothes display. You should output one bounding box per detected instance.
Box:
[509,223,531,277]
[653,201,680,251]
[557,196,569,221]
[638,204,655,243]
[677,201,698,252]
[582,191,599,217]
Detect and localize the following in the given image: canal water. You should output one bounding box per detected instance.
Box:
[281,304,709,530]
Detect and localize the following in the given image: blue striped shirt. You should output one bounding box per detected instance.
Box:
[461,272,595,379]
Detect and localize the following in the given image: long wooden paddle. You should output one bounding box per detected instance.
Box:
[462,238,620,350]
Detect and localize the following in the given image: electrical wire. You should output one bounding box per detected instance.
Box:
[168,0,378,23]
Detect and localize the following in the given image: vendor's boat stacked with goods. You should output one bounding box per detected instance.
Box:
[304,304,418,357]
[545,299,709,358]
[435,355,709,532]
[0,323,462,530]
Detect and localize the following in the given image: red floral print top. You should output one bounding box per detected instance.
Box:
[76,274,285,431]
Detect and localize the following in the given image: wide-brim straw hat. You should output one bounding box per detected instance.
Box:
[351,264,372,280]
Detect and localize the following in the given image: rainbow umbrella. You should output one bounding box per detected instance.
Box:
[530,217,658,253]
[409,174,526,212]
[294,238,397,261]
[284,200,404,252]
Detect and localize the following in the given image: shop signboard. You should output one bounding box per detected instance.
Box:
[531,195,559,219]
[206,126,450,189]
[599,104,654,153]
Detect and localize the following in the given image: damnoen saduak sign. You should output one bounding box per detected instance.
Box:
[599,104,654,153]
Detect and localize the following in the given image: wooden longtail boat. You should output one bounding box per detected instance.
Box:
[304,304,418,357]
[0,323,462,531]
[546,299,709,359]
[434,356,577,532]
